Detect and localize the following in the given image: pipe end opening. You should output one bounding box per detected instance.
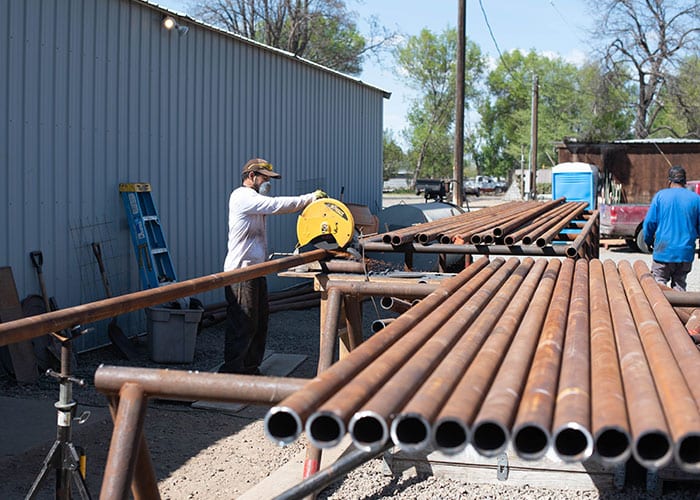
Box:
[634,431,672,469]
[350,412,388,451]
[677,433,700,471]
[392,415,429,450]
[433,419,468,455]
[306,412,344,448]
[595,428,631,462]
[264,407,301,446]
[472,421,507,456]
[554,426,593,461]
[514,424,549,459]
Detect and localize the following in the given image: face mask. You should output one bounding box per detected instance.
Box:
[259,181,271,195]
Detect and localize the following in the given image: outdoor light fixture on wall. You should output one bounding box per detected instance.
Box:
[162,15,189,36]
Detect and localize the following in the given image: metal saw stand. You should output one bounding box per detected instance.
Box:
[26,326,92,500]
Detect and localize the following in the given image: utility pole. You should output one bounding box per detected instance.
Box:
[453,0,466,207]
[529,74,539,200]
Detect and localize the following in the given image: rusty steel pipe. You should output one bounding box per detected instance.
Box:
[349,258,522,452]
[620,261,700,472]
[303,259,505,450]
[588,260,631,466]
[0,249,328,347]
[519,202,582,245]
[265,257,491,446]
[322,280,437,300]
[492,198,565,238]
[511,259,575,461]
[359,241,576,257]
[636,262,700,411]
[371,318,396,333]
[565,210,599,258]
[100,383,149,500]
[94,365,307,403]
[458,260,562,457]
[426,260,547,455]
[518,203,584,245]
[535,203,587,247]
[319,259,366,274]
[602,260,672,470]
[379,297,413,314]
[552,259,593,463]
[385,257,540,454]
[662,290,700,307]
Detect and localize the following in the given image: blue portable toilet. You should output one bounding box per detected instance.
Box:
[552,162,599,210]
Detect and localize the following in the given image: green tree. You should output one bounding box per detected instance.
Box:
[191,0,393,75]
[382,130,408,181]
[657,55,700,138]
[590,0,700,138]
[395,28,484,187]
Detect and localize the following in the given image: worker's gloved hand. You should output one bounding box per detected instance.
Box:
[313,189,328,200]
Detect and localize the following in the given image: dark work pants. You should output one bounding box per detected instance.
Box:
[221,277,269,374]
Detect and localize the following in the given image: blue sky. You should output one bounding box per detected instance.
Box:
[156,1,593,139]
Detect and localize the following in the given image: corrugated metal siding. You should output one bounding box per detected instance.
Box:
[0,0,385,350]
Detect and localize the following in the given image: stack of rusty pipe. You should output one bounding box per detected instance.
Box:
[265,256,700,473]
[360,200,599,260]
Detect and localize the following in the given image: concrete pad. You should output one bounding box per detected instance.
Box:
[238,436,354,499]
[191,352,307,413]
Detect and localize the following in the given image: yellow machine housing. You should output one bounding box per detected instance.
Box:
[296,198,355,249]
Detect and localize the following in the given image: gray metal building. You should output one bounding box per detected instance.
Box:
[1,0,388,350]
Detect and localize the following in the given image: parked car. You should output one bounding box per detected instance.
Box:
[415,179,448,202]
[463,179,480,197]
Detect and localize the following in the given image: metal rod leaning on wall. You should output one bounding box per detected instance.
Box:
[469,259,562,458]
[306,259,507,451]
[429,258,547,455]
[348,258,521,452]
[264,257,491,447]
[0,249,329,347]
[602,260,672,470]
[618,261,700,473]
[551,259,593,463]
[511,259,575,461]
[390,258,539,453]
[588,260,631,466]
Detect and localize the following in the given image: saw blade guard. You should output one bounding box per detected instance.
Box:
[296,198,355,249]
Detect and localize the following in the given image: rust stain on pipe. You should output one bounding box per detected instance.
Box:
[552,259,593,462]
[512,258,575,460]
[425,258,546,454]
[619,260,700,472]
[588,260,631,465]
[307,258,507,449]
[265,256,492,446]
[349,258,523,451]
[603,260,672,470]
[470,259,562,457]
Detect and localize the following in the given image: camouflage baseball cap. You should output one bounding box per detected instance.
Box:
[242,158,281,178]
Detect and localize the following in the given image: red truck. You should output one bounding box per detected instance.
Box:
[600,180,700,253]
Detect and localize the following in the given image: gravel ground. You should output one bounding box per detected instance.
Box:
[1,195,699,499]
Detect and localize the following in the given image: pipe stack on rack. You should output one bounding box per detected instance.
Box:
[359,200,599,259]
[265,256,700,473]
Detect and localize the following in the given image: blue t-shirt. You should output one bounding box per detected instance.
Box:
[643,186,700,262]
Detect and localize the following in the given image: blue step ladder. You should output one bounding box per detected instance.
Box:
[119,183,177,289]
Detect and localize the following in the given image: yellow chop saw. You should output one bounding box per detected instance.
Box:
[296,198,356,250]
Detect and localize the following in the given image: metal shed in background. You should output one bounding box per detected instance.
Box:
[0,0,389,350]
[557,138,700,204]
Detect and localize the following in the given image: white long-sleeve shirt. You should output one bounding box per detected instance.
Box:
[223,186,315,271]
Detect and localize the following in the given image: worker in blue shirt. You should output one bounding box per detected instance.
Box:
[643,165,700,291]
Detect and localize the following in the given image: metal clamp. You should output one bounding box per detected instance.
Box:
[496,452,509,481]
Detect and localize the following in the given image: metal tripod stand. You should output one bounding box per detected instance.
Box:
[26,325,92,500]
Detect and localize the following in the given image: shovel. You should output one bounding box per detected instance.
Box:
[91,242,138,360]
[28,251,64,367]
